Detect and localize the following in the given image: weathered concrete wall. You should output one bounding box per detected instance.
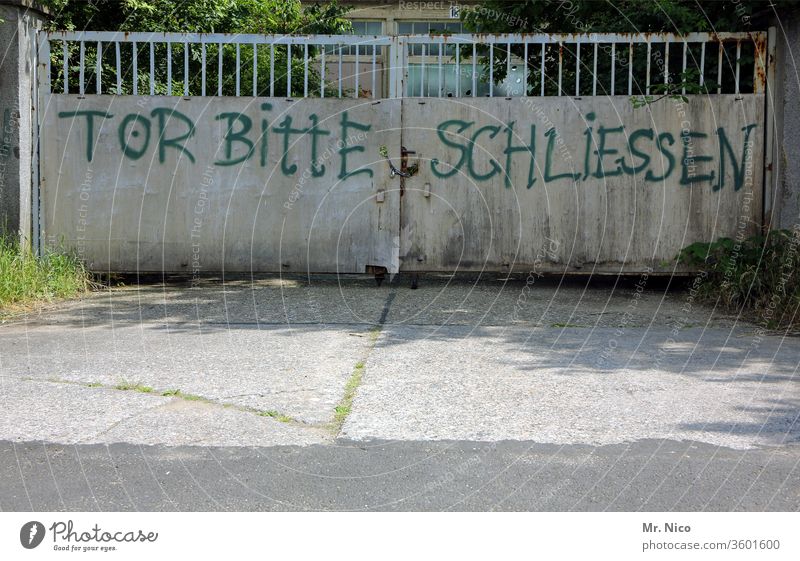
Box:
[0,1,46,245]
[774,10,800,229]
[400,96,763,272]
[41,96,401,273]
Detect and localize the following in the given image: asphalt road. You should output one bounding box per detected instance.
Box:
[1,439,798,511]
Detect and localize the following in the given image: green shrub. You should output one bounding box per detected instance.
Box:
[678,229,800,328]
[0,238,92,310]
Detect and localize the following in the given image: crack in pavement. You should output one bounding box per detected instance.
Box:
[76,399,171,444]
[330,285,398,436]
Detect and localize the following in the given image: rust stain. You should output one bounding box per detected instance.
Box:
[752,33,768,92]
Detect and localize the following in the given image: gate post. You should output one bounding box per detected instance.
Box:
[388,36,407,98]
[0,1,48,248]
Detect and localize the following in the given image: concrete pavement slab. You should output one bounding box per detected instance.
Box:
[0,378,327,446]
[0,323,372,424]
[342,325,800,449]
[1,275,797,450]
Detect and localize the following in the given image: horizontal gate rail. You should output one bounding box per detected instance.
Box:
[39,30,767,99]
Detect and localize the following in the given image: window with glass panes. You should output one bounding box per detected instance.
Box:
[398,21,463,56]
[339,21,383,55]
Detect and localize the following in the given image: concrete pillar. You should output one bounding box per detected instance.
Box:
[773,7,800,229]
[0,1,48,246]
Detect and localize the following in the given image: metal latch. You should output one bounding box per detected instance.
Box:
[379,145,418,178]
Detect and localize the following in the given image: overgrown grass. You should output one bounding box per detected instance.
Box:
[678,229,800,329]
[0,238,92,311]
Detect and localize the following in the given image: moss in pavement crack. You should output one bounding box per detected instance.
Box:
[50,377,304,424]
[331,325,382,434]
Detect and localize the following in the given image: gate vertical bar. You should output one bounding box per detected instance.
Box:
[149,40,154,95]
[62,40,68,94]
[79,40,85,94]
[96,40,101,94]
[184,40,189,96]
[371,43,377,98]
[610,42,615,95]
[320,47,325,98]
[132,42,138,95]
[522,41,527,96]
[166,41,171,95]
[200,40,205,96]
[253,43,258,96]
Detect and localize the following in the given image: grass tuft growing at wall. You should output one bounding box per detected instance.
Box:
[678,229,800,329]
[0,238,92,311]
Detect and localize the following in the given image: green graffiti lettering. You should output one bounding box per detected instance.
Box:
[338,111,372,180]
[58,110,113,162]
[715,124,757,191]
[503,122,536,189]
[272,116,307,176]
[468,125,502,181]
[260,102,272,167]
[680,131,715,186]
[431,119,473,178]
[214,112,254,166]
[544,127,580,183]
[645,132,675,182]
[150,108,196,164]
[307,114,331,177]
[582,112,596,180]
[118,113,151,160]
[593,126,625,178]
[618,128,653,175]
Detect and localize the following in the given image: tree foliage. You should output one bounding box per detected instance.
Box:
[461,0,791,34]
[460,0,793,96]
[40,0,352,34]
[39,1,353,97]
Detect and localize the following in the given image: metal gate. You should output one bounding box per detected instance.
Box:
[34,30,773,274]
